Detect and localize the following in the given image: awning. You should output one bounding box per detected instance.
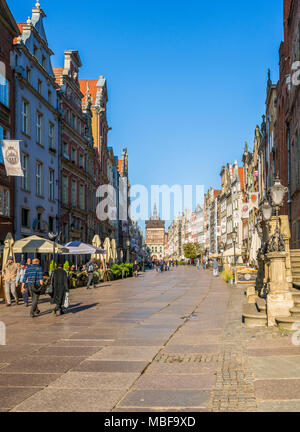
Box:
[223,247,242,257]
[62,241,105,255]
[8,235,69,254]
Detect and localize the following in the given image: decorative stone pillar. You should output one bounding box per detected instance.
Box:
[266,251,294,326]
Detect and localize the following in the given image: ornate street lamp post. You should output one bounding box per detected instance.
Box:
[232,228,237,284]
[48,231,59,275]
[126,239,130,263]
[267,176,288,252]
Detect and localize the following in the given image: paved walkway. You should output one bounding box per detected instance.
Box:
[0,267,300,412]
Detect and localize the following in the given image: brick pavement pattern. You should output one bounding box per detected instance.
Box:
[0,267,299,412]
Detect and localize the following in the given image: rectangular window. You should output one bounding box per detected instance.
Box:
[79,154,84,169]
[36,161,43,196]
[21,153,29,191]
[63,141,69,159]
[0,74,9,107]
[21,208,30,228]
[79,184,85,210]
[36,112,43,145]
[72,114,76,129]
[42,55,46,69]
[22,100,29,135]
[33,45,38,58]
[71,180,77,207]
[62,175,68,205]
[26,68,31,84]
[0,186,10,217]
[49,168,55,201]
[48,90,52,104]
[49,122,55,150]
[0,125,9,163]
[37,79,42,95]
[49,216,54,232]
[71,148,77,163]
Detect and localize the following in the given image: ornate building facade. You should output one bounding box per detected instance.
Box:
[14,1,59,240]
[0,0,19,242]
[146,204,165,260]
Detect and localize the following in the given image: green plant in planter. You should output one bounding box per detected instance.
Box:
[49,260,57,275]
[64,261,70,272]
[221,269,234,283]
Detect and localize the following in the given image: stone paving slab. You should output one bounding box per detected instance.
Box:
[254,379,300,400]
[133,374,216,390]
[0,373,62,387]
[0,387,43,410]
[163,344,221,354]
[48,372,140,390]
[11,388,124,412]
[89,346,161,362]
[250,356,300,379]
[31,346,101,357]
[1,356,85,374]
[118,389,211,408]
[72,360,149,373]
[257,400,300,412]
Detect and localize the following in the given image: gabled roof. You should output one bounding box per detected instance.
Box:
[0,0,20,37]
[79,79,98,105]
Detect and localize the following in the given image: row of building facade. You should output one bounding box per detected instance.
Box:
[168,0,300,261]
[0,0,144,261]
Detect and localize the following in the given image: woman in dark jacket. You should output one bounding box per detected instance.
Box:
[52,263,69,316]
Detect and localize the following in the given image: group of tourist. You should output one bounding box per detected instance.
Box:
[1,257,101,318]
[196,258,221,277]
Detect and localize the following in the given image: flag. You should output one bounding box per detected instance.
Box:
[249,193,259,210]
[241,203,250,219]
[2,141,23,177]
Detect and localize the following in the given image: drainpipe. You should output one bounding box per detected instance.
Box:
[287,120,291,226]
[56,92,62,240]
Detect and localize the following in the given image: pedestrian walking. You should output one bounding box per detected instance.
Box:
[196,259,200,271]
[85,259,98,289]
[51,263,69,317]
[213,259,219,277]
[2,257,19,307]
[22,258,43,318]
[16,261,28,307]
[133,260,139,278]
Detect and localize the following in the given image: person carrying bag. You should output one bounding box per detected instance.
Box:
[22,259,43,318]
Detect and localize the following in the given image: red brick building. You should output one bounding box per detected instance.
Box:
[276,0,300,248]
[0,0,20,242]
[53,51,99,244]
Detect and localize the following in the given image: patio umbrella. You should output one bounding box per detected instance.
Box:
[62,241,105,255]
[2,232,15,268]
[249,230,261,265]
[12,235,69,254]
[103,238,112,265]
[92,235,104,264]
[111,239,118,264]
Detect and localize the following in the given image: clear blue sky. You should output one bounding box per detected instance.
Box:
[10,0,284,224]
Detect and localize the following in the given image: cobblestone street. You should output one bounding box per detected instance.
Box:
[0,267,300,412]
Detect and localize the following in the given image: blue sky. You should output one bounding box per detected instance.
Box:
[9,0,284,224]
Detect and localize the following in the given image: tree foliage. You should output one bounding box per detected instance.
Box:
[183,243,203,260]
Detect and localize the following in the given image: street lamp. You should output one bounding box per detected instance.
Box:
[232,228,238,267]
[267,176,288,252]
[260,198,273,222]
[48,231,59,275]
[126,239,130,263]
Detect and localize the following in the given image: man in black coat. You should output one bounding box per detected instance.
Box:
[52,263,69,316]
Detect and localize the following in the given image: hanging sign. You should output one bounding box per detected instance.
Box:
[2,140,23,177]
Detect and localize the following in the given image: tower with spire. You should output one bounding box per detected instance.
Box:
[145,203,165,260]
